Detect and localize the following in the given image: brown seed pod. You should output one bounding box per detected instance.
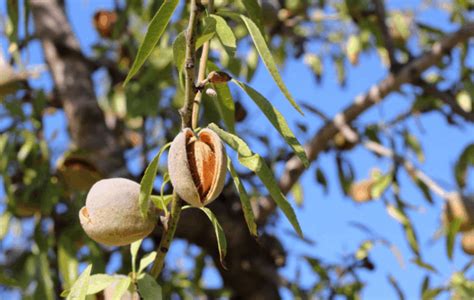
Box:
[168,128,227,207]
[57,153,102,192]
[79,178,157,246]
[93,10,118,39]
[443,193,474,232]
[461,230,474,255]
[348,179,374,203]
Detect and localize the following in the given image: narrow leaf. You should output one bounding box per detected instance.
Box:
[111,276,131,300]
[67,264,92,300]
[137,273,163,300]
[58,235,79,290]
[138,251,157,274]
[209,123,303,236]
[130,239,142,274]
[200,207,227,267]
[196,17,216,48]
[454,143,474,188]
[240,0,263,33]
[370,173,392,198]
[240,15,303,114]
[124,0,179,85]
[210,14,236,56]
[446,217,462,260]
[227,159,257,236]
[86,274,116,295]
[139,143,171,218]
[150,194,173,210]
[233,80,308,166]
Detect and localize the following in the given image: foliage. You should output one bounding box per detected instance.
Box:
[1,0,474,299]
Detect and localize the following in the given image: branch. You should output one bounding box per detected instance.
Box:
[420,81,474,123]
[179,0,201,129]
[256,22,474,223]
[30,0,125,175]
[372,0,397,68]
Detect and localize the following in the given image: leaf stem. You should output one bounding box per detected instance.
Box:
[150,192,182,278]
[192,0,214,129]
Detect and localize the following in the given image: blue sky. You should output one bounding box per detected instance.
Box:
[1,1,473,299]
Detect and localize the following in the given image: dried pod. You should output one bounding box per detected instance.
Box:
[461,230,474,255]
[57,153,102,191]
[443,193,474,232]
[79,178,156,246]
[93,10,118,38]
[348,179,374,203]
[168,128,227,207]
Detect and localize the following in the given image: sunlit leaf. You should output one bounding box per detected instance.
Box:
[446,217,462,260]
[138,273,163,300]
[240,15,303,114]
[196,16,216,48]
[371,173,392,198]
[86,274,116,295]
[227,159,257,236]
[138,251,157,274]
[199,207,227,267]
[355,240,373,260]
[131,239,142,274]
[124,0,179,85]
[0,211,11,239]
[110,276,131,300]
[150,194,173,210]
[67,264,92,300]
[233,80,308,167]
[404,132,424,162]
[209,123,302,236]
[39,252,55,300]
[291,182,304,207]
[210,14,236,56]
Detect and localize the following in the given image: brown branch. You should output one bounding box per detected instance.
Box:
[372,0,397,68]
[256,22,474,223]
[30,0,125,175]
[420,82,474,123]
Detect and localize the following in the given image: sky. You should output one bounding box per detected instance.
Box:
[1,0,473,299]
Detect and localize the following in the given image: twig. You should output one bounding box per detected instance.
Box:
[372,0,397,68]
[150,192,182,278]
[253,22,474,224]
[192,0,214,129]
[420,81,474,123]
[150,0,202,279]
[179,0,200,129]
[362,140,450,199]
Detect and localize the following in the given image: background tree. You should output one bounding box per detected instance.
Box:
[1,0,474,299]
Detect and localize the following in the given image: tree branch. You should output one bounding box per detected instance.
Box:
[372,0,397,68]
[256,22,474,223]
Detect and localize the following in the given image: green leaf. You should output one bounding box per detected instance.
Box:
[139,143,171,218]
[138,251,157,274]
[233,80,309,167]
[404,132,424,162]
[172,31,186,74]
[130,239,142,274]
[196,17,216,49]
[387,275,405,300]
[454,143,474,188]
[39,252,55,300]
[123,0,179,85]
[207,61,235,133]
[446,217,462,260]
[0,211,11,239]
[209,123,303,236]
[58,235,79,290]
[110,276,131,300]
[150,194,173,210]
[315,167,328,194]
[370,173,392,198]
[86,274,116,295]
[199,207,227,267]
[137,273,163,300]
[240,15,303,115]
[0,272,18,287]
[355,240,374,260]
[227,159,257,236]
[210,14,236,56]
[291,182,304,207]
[411,258,438,273]
[346,35,361,65]
[67,264,92,300]
[240,0,263,33]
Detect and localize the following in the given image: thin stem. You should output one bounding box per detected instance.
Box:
[179,0,200,129]
[192,0,214,129]
[150,192,182,278]
[150,0,202,279]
